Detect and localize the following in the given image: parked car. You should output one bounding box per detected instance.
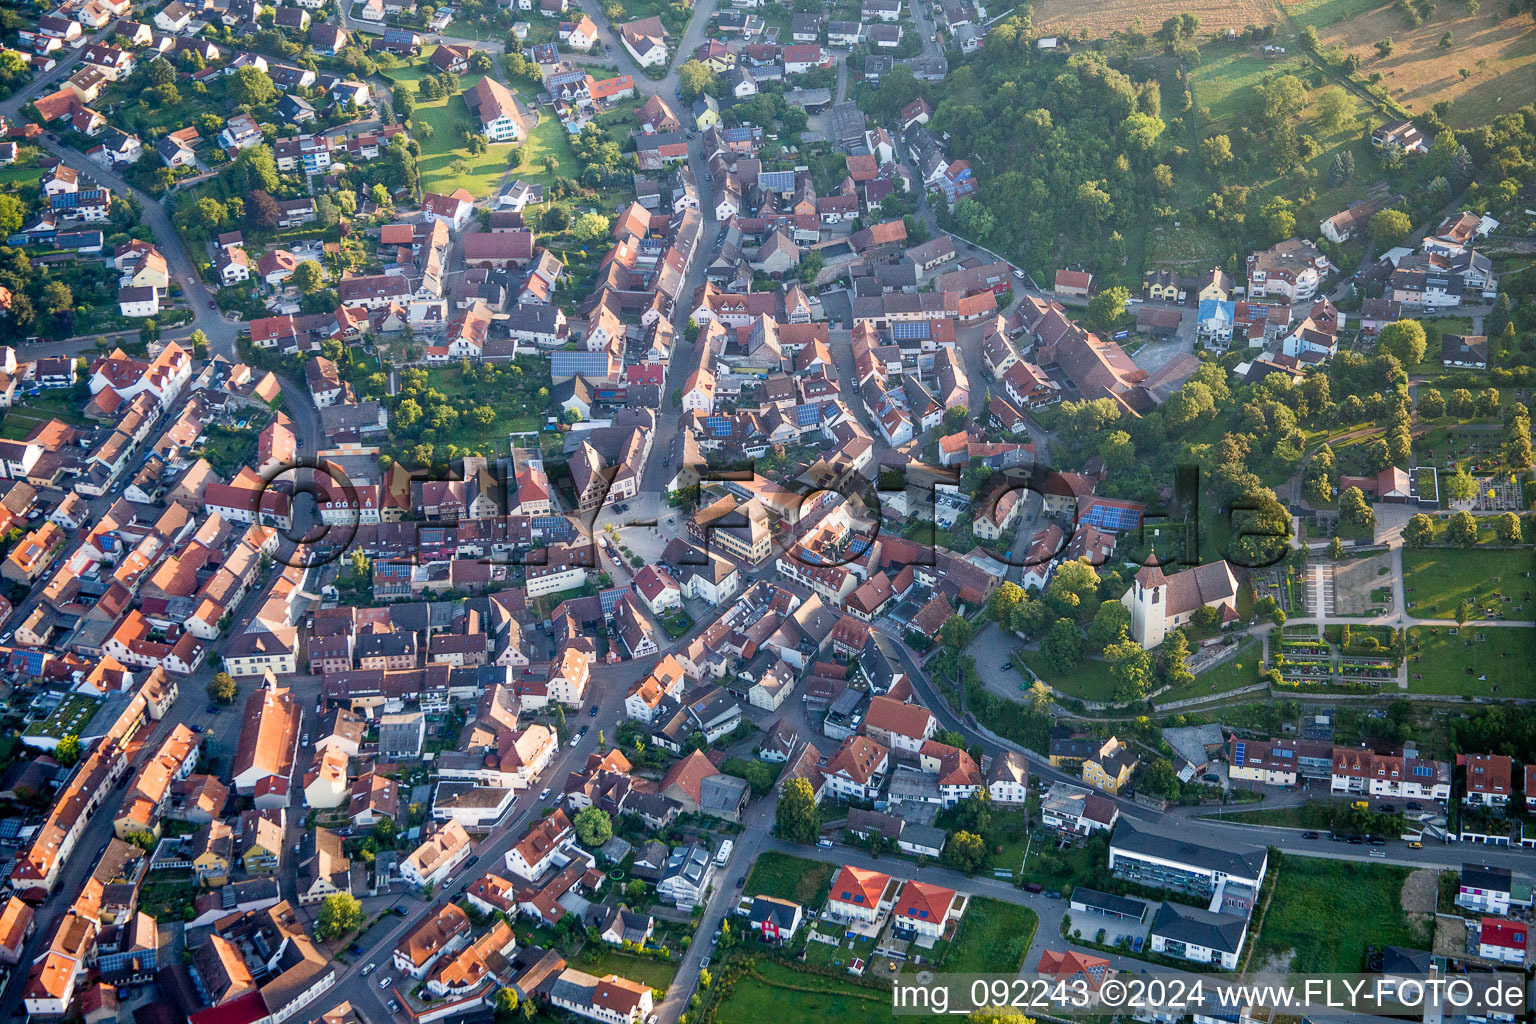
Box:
[387,1001,401,1015]
[539,788,552,801]
[1301,831,1319,840]
[379,976,393,989]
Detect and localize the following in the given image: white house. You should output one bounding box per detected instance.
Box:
[1149,901,1247,970]
[826,865,890,924]
[399,820,473,889]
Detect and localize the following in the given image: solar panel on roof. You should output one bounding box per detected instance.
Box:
[1233,741,1245,764]
[891,322,929,340]
[1082,502,1141,532]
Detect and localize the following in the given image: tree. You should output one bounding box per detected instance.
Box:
[1456,598,1473,626]
[938,615,976,652]
[1038,618,1082,673]
[0,195,22,238]
[1327,150,1355,187]
[1377,319,1427,366]
[1368,208,1413,245]
[290,260,324,295]
[1444,466,1477,503]
[1141,758,1181,799]
[1105,639,1153,702]
[229,65,277,107]
[1200,134,1234,169]
[1161,629,1194,686]
[1496,512,1522,545]
[1312,86,1353,131]
[776,777,820,844]
[1256,74,1307,129]
[678,59,715,100]
[1085,600,1130,652]
[573,806,613,848]
[124,829,157,851]
[571,212,610,242]
[494,989,520,1021]
[1099,430,1136,474]
[315,892,364,940]
[1446,509,1478,546]
[1339,486,1375,532]
[1328,536,1346,559]
[206,672,238,704]
[55,735,80,765]
[1087,286,1130,331]
[41,280,72,314]
[1046,559,1100,617]
[1419,388,1445,418]
[941,830,987,873]
[954,198,996,240]
[1402,513,1435,547]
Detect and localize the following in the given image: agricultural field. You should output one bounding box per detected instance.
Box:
[1406,625,1536,698]
[1303,0,1536,126]
[1032,0,1276,36]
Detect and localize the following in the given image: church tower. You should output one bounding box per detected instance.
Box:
[1123,553,1169,649]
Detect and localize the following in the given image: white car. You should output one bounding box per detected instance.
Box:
[361,963,376,977]
[539,788,551,801]
[569,733,581,748]
[379,976,393,989]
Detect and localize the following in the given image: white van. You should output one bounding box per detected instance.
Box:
[716,839,734,866]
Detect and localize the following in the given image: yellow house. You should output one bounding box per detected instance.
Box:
[1082,738,1136,795]
[238,810,284,875]
[1142,270,1184,303]
[1191,267,1233,304]
[1049,733,1137,794]
[693,93,721,130]
[190,820,233,886]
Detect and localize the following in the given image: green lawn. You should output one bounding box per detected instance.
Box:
[1157,638,1263,704]
[575,947,678,988]
[1205,802,1343,829]
[386,52,521,198]
[1402,547,1535,619]
[1253,857,1429,972]
[1406,625,1536,698]
[1019,650,1119,702]
[942,898,1038,973]
[712,960,891,1024]
[743,852,836,912]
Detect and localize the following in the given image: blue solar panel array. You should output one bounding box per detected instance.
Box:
[1233,741,1246,765]
[599,586,628,615]
[795,403,821,427]
[704,415,733,437]
[1082,502,1142,532]
[759,170,796,192]
[891,321,930,340]
[1413,763,1432,776]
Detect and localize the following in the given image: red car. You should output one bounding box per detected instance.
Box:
[208,300,216,309]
